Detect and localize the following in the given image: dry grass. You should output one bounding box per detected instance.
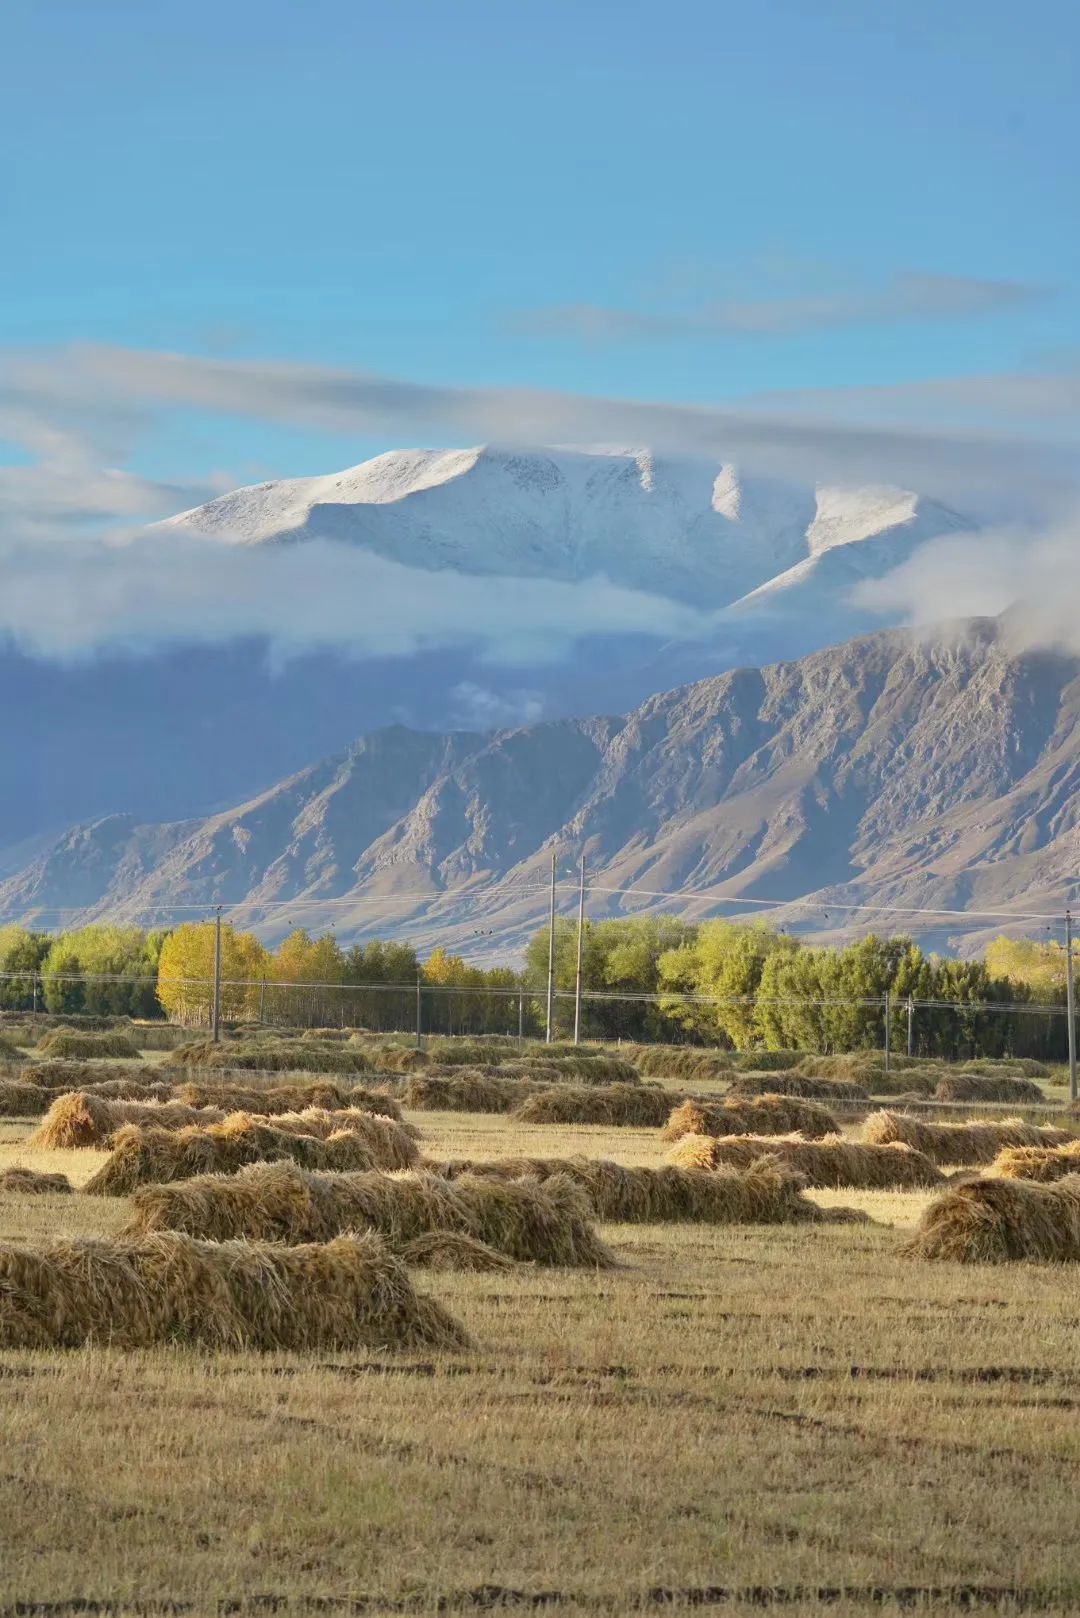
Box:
[27,1093,227,1149]
[396,1231,517,1272]
[403,1071,550,1114]
[903,1174,1080,1262]
[0,1033,27,1064]
[993,1140,1080,1182]
[933,1072,1046,1104]
[124,1160,617,1268]
[727,1072,869,1102]
[0,1228,467,1350]
[863,1109,1074,1166]
[264,1107,419,1169]
[666,1131,944,1189]
[619,1045,734,1082]
[662,1094,839,1143]
[171,1077,352,1113]
[169,1039,376,1075]
[428,1152,861,1225]
[0,1166,73,1194]
[37,1029,142,1060]
[81,1116,382,1196]
[510,1083,675,1128]
[0,1080,58,1117]
[23,1058,170,1091]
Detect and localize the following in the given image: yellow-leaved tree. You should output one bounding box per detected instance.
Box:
[156,922,271,1026]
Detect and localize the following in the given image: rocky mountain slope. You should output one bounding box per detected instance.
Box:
[5,616,1077,956]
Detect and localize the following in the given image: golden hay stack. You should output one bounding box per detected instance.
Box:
[661,1094,838,1143]
[23,1058,169,1091]
[428,1152,860,1224]
[36,1028,141,1060]
[124,1161,616,1267]
[171,1078,352,1114]
[0,1080,59,1117]
[397,1232,516,1271]
[665,1130,943,1189]
[510,1083,674,1128]
[0,1230,467,1351]
[933,1072,1045,1104]
[259,1107,419,1169]
[168,1039,377,1075]
[903,1174,1080,1263]
[619,1046,735,1082]
[82,1117,382,1196]
[402,1071,549,1114]
[27,1092,228,1150]
[0,1166,73,1195]
[994,1140,1080,1182]
[727,1072,869,1102]
[862,1109,1074,1166]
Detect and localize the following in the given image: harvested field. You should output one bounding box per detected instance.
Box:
[666,1131,944,1189]
[124,1160,617,1267]
[0,1229,466,1350]
[662,1094,838,1142]
[0,1166,72,1194]
[36,1029,141,1060]
[863,1109,1074,1166]
[82,1117,382,1196]
[727,1071,869,1102]
[27,1093,227,1150]
[994,1140,1080,1181]
[429,1152,862,1223]
[903,1174,1080,1263]
[403,1070,550,1114]
[168,1039,377,1075]
[510,1083,674,1127]
[934,1072,1046,1104]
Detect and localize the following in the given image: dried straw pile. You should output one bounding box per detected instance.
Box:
[402,1071,550,1114]
[0,1034,26,1065]
[397,1232,516,1271]
[82,1117,382,1196]
[0,1081,59,1117]
[489,1056,640,1086]
[993,1141,1080,1182]
[23,1059,168,1092]
[862,1109,1073,1166]
[510,1083,675,1128]
[263,1108,419,1169]
[171,1078,351,1113]
[933,1072,1045,1104]
[665,1130,944,1189]
[727,1072,869,1103]
[37,1029,141,1060]
[903,1175,1080,1263]
[169,1039,376,1076]
[620,1046,734,1083]
[0,1230,467,1350]
[0,1167,73,1195]
[421,1038,524,1067]
[429,1153,856,1224]
[28,1093,227,1149]
[661,1094,838,1143]
[124,1161,616,1267]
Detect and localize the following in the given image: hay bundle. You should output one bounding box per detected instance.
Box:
[0,1230,467,1351]
[403,1071,549,1114]
[0,1167,73,1195]
[0,1034,27,1065]
[994,1141,1080,1182]
[510,1083,675,1128]
[732,1050,804,1072]
[665,1130,944,1189]
[22,1059,168,1092]
[168,1039,376,1076]
[727,1072,869,1103]
[429,1153,851,1224]
[171,1078,351,1113]
[903,1175,1080,1263]
[124,1162,616,1267]
[621,1046,734,1082]
[862,1109,1074,1166]
[27,1092,228,1149]
[263,1108,419,1170]
[0,1080,58,1117]
[934,1072,1045,1104]
[397,1232,516,1271]
[482,1056,640,1086]
[82,1116,382,1196]
[421,1038,523,1067]
[661,1094,838,1143]
[36,1029,141,1060]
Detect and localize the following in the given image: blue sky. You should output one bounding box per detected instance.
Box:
[2,0,1077,486]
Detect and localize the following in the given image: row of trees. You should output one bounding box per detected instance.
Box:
[0,915,1073,1055]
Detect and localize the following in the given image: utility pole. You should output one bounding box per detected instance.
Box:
[518,987,525,1047]
[1067,912,1077,1103]
[906,995,914,1059]
[573,853,586,1046]
[883,987,891,1076]
[545,850,557,1045]
[415,973,423,1052]
[212,906,222,1044]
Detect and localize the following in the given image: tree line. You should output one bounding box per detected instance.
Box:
[0,915,1071,1056]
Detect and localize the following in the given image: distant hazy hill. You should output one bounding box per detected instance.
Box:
[6,616,1077,957]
